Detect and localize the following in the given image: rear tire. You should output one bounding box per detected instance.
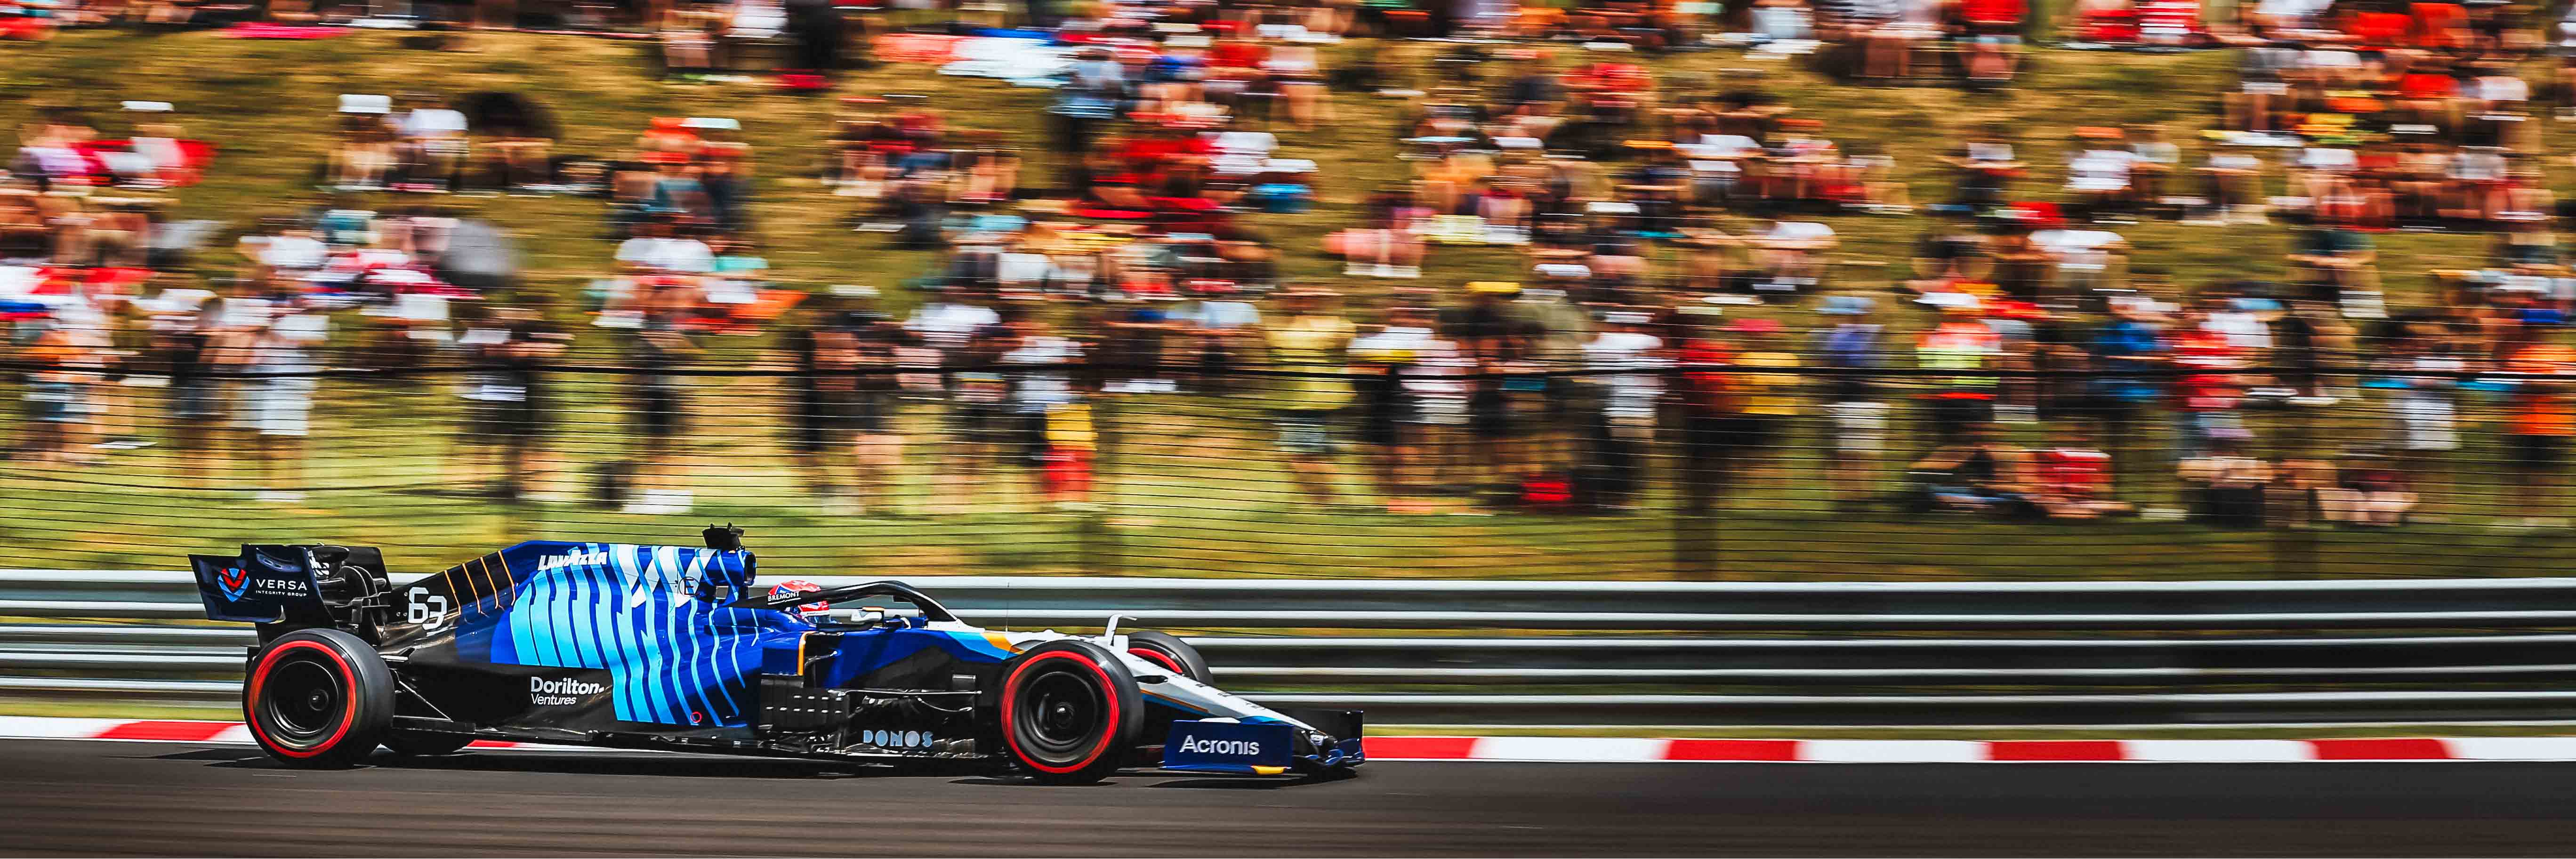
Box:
[243,629,393,769]
[382,730,475,756]
[985,641,1143,784]
[1122,630,1213,684]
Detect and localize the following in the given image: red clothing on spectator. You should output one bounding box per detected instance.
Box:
[2037,447,2112,496]
[1962,0,2025,27]
[1208,41,1264,69]
[2168,327,2242,411]
[2399,73,2457,99]
[1675,338,1737,415]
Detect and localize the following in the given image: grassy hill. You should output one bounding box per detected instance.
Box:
[0,29,2561,579]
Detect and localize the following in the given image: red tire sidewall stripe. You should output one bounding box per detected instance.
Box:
[1001,650,1121,774]
[1128,647,1182,674]
[245,640,359,759]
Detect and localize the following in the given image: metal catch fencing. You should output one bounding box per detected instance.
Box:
[11,570,2576,726]
[11,361,2576,582]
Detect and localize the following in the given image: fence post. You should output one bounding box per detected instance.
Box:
[1674,384,1721,580]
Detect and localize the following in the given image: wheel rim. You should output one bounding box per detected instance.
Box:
[1013,666,1106,763]
[261,658,345,747]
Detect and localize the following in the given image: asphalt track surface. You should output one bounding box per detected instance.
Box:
[9,740,2576,856]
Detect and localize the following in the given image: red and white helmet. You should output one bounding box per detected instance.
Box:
[767,579,829,616]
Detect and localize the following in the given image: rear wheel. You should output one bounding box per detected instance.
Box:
[382,730,475,757]
[1123,630,1213,684]
[243,629,393,768]
[987,641,1142,784]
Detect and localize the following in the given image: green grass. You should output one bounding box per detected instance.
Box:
[2,31,2571,579]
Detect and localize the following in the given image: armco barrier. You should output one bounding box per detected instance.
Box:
[8,571,2576,725]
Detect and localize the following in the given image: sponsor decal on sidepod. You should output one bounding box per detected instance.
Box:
[531,676,607,706]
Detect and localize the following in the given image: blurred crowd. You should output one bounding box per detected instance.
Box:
[13,0,2576,532]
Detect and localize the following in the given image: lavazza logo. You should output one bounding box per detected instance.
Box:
[530,676,606,706]
[1176,735,1263,756]
[536,551,610,572]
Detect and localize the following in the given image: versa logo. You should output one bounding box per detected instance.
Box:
[215,567,250,602]
[536,551,609,572]
[1177,736,1263,756]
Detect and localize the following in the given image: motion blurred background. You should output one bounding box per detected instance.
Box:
[6,0,2576,731]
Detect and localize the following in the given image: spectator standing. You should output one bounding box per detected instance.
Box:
[489,305,566,502]
[1349,322,1423,512]
[1729,318,1801,488]
[2383,322,2465,486]
[622,310,698,515]
[1813,296,1886,508]
[907,295,1005,514]
[1915,304,2003,447]
[2085,297,2166,480]
[785,305,866,513]
[1578,310,1666,511]
[1000,320,1088,511]
[1671,307,1736,517]
[246,297,327,504]
[2167,308,2250,461]
[454,303,563,501]
[2501,312,2576,529]
[1260,289,1357,508]
[18,315,102,465]
[162,300,242,489]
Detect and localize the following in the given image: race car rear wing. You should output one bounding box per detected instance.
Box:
[189,544,391,628]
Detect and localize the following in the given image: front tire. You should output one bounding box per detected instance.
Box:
[986,641,1143,784]
[243,629,393,768]
[1122,630,1213,684]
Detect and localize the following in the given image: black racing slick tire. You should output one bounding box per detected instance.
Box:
[382,730,475,757]
[1122,630,1213,684]
[986,641,1144,784]
[243,629,393,768]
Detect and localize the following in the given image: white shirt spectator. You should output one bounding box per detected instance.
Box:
[1767,221,1836,242]
[2066,149,2136,192]
[2296,147,2357,172]
[2477,74,2530,104]
[2204,310,2274,350]
[1584,330,1667,421]
[260,234,329,271]
[613,236,714,273]
[399,108,469,137]
[2031,228,2125,270]
[1001,335,1083,412]
[1355,326,1471,419]
[904,301,1001,352]
[2449,150,2506,182]
[2300,49,2361,71]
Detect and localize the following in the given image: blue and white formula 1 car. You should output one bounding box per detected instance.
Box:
[188,527,1363,783]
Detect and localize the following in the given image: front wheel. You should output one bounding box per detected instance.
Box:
[985,641,1143,784]
[243,628,394,768]
[1122,630,1213,684]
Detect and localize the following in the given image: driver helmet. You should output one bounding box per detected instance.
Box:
[767,579,829,616]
